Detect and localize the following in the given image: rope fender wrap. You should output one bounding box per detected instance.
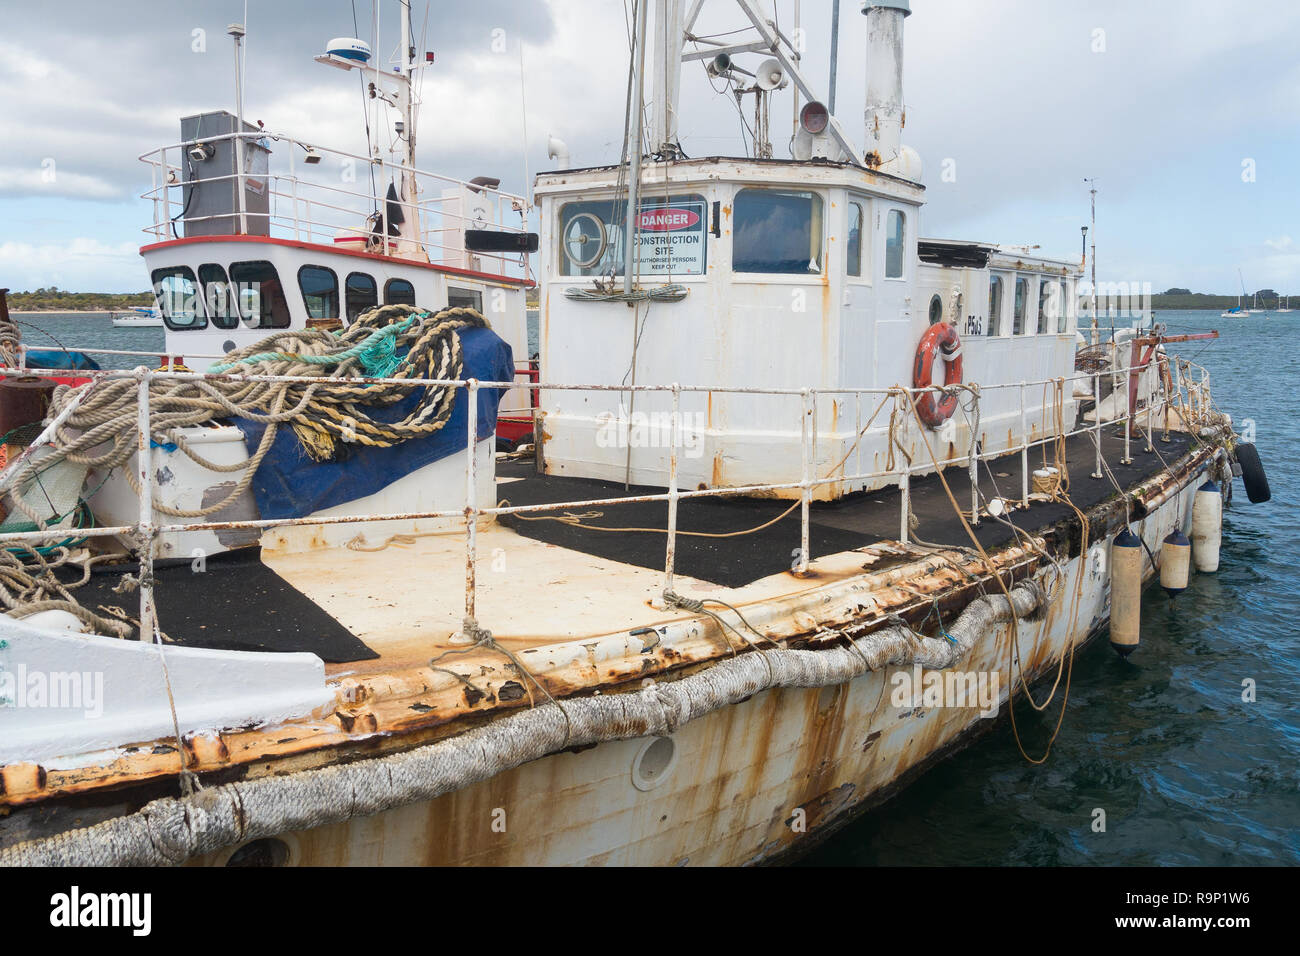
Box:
[0,581,1045,867]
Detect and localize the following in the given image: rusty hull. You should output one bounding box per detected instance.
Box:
[0,435,1224,865]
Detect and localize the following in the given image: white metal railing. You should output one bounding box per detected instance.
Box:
[139,131,531,278]
[0,349,1218,646]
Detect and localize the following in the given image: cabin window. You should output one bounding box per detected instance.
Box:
[151,266,204,330]
[448,287,483,312]
[1038,280,1060,334]
[928,294,943,325]
[298,265,339,320]
[733,188,824,274]
[559,194,708,277]
[1061,279,1074,333]
[1012,277,1028,334]
[885,209,906,279]
[229,260,290,329]
[197,264,239,330]
[987,275,1003,336]
[847,201,866,278]
[344,272,378,322]
[385,278,416,306]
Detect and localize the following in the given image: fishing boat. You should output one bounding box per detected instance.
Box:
[0,0,1268,867]
[110,306,163,328]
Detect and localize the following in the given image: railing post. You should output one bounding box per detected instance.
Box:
[289,145,300,241]
[1091,368,1103,479]
[968,392,980,527]
[853,390,862,485]
[458,378,480,643]
[1019,381,1029,506]
[799,388,812,572]
[134,368,157,641]
[663,383,681,596]
[1145,356,1156,451]
[897,390,910,546]
[1121,359,1133,465]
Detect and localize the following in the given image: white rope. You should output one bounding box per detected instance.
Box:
[0,580,1044,866]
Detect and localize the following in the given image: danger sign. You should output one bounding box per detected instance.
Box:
[635,200,706,275]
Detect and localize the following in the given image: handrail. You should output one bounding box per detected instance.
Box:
[0,350,1216,645]
[138,129,530,276]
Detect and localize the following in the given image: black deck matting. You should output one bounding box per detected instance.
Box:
[500,428,1196,589]
[67,550,379,663]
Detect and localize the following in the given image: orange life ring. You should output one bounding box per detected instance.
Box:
[912,323,963,428]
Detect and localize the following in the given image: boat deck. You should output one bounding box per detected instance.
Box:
[64,426,1194,678]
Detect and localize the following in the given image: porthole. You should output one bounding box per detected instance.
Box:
[219,835,296,867]
[928,294,943,325]
[631,735,679,792]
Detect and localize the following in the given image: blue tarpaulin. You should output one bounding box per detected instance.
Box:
[235,326,514,521]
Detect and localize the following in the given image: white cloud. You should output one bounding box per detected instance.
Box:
[0,239,143,292]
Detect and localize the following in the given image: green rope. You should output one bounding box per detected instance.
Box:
[207,314,419,375]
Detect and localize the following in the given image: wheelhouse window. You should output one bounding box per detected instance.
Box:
[733,188,824,274]
[884,209,906,279]
[385,278,416,306]
[151,266,204,330]
[298,265,339,320]
[987,275,1003,336]
[1013,277,1028,334]
[198,264,239,330]
[559,194,707,278]
[345,272,378,322]
[1061,278,1075,333]
[229,260,290,329]
[448,287,483,312]
[1038,279,1060,334]
[847,201,865,278]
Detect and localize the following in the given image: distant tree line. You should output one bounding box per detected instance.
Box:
[4,287,154,312]
[1152,288,1292,310]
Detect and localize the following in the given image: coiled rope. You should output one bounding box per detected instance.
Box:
[1,304,489,524]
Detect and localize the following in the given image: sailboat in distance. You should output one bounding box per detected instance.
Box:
[1221,268,1247,317]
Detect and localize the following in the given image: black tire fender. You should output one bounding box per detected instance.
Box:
[1235,442,1270,504]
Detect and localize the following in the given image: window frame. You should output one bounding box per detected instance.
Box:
[448,286,483,312]
[846,197,869,281]
[1012,276,1029,335]
[884,208,907,280]
[151,265,206,331]
[987,273,1004,337]
[384,277,417,307]
[228,259,291,330]
[558,193,709,278]
[297,264,340,322]
[197,263,239,331]
[344,271,379,323]
[731,187,826,277]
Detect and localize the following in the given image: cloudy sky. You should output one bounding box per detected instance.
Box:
[1,0,1297,295]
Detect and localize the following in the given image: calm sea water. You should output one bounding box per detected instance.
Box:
[10,311,165,370]
[13,310,1297,865]
[802,310,1300,866]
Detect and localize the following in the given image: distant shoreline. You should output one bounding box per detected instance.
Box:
[10,310,115,315]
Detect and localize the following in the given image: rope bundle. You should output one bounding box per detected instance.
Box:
[3,304,489,523]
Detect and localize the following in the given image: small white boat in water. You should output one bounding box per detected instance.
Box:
[110,306,162,328]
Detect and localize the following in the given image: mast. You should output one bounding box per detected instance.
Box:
[624,0,649,294]
[398,0,420,250]
[1086,179,1097,344]
[229,23,248,234]
[650,0,683,153]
